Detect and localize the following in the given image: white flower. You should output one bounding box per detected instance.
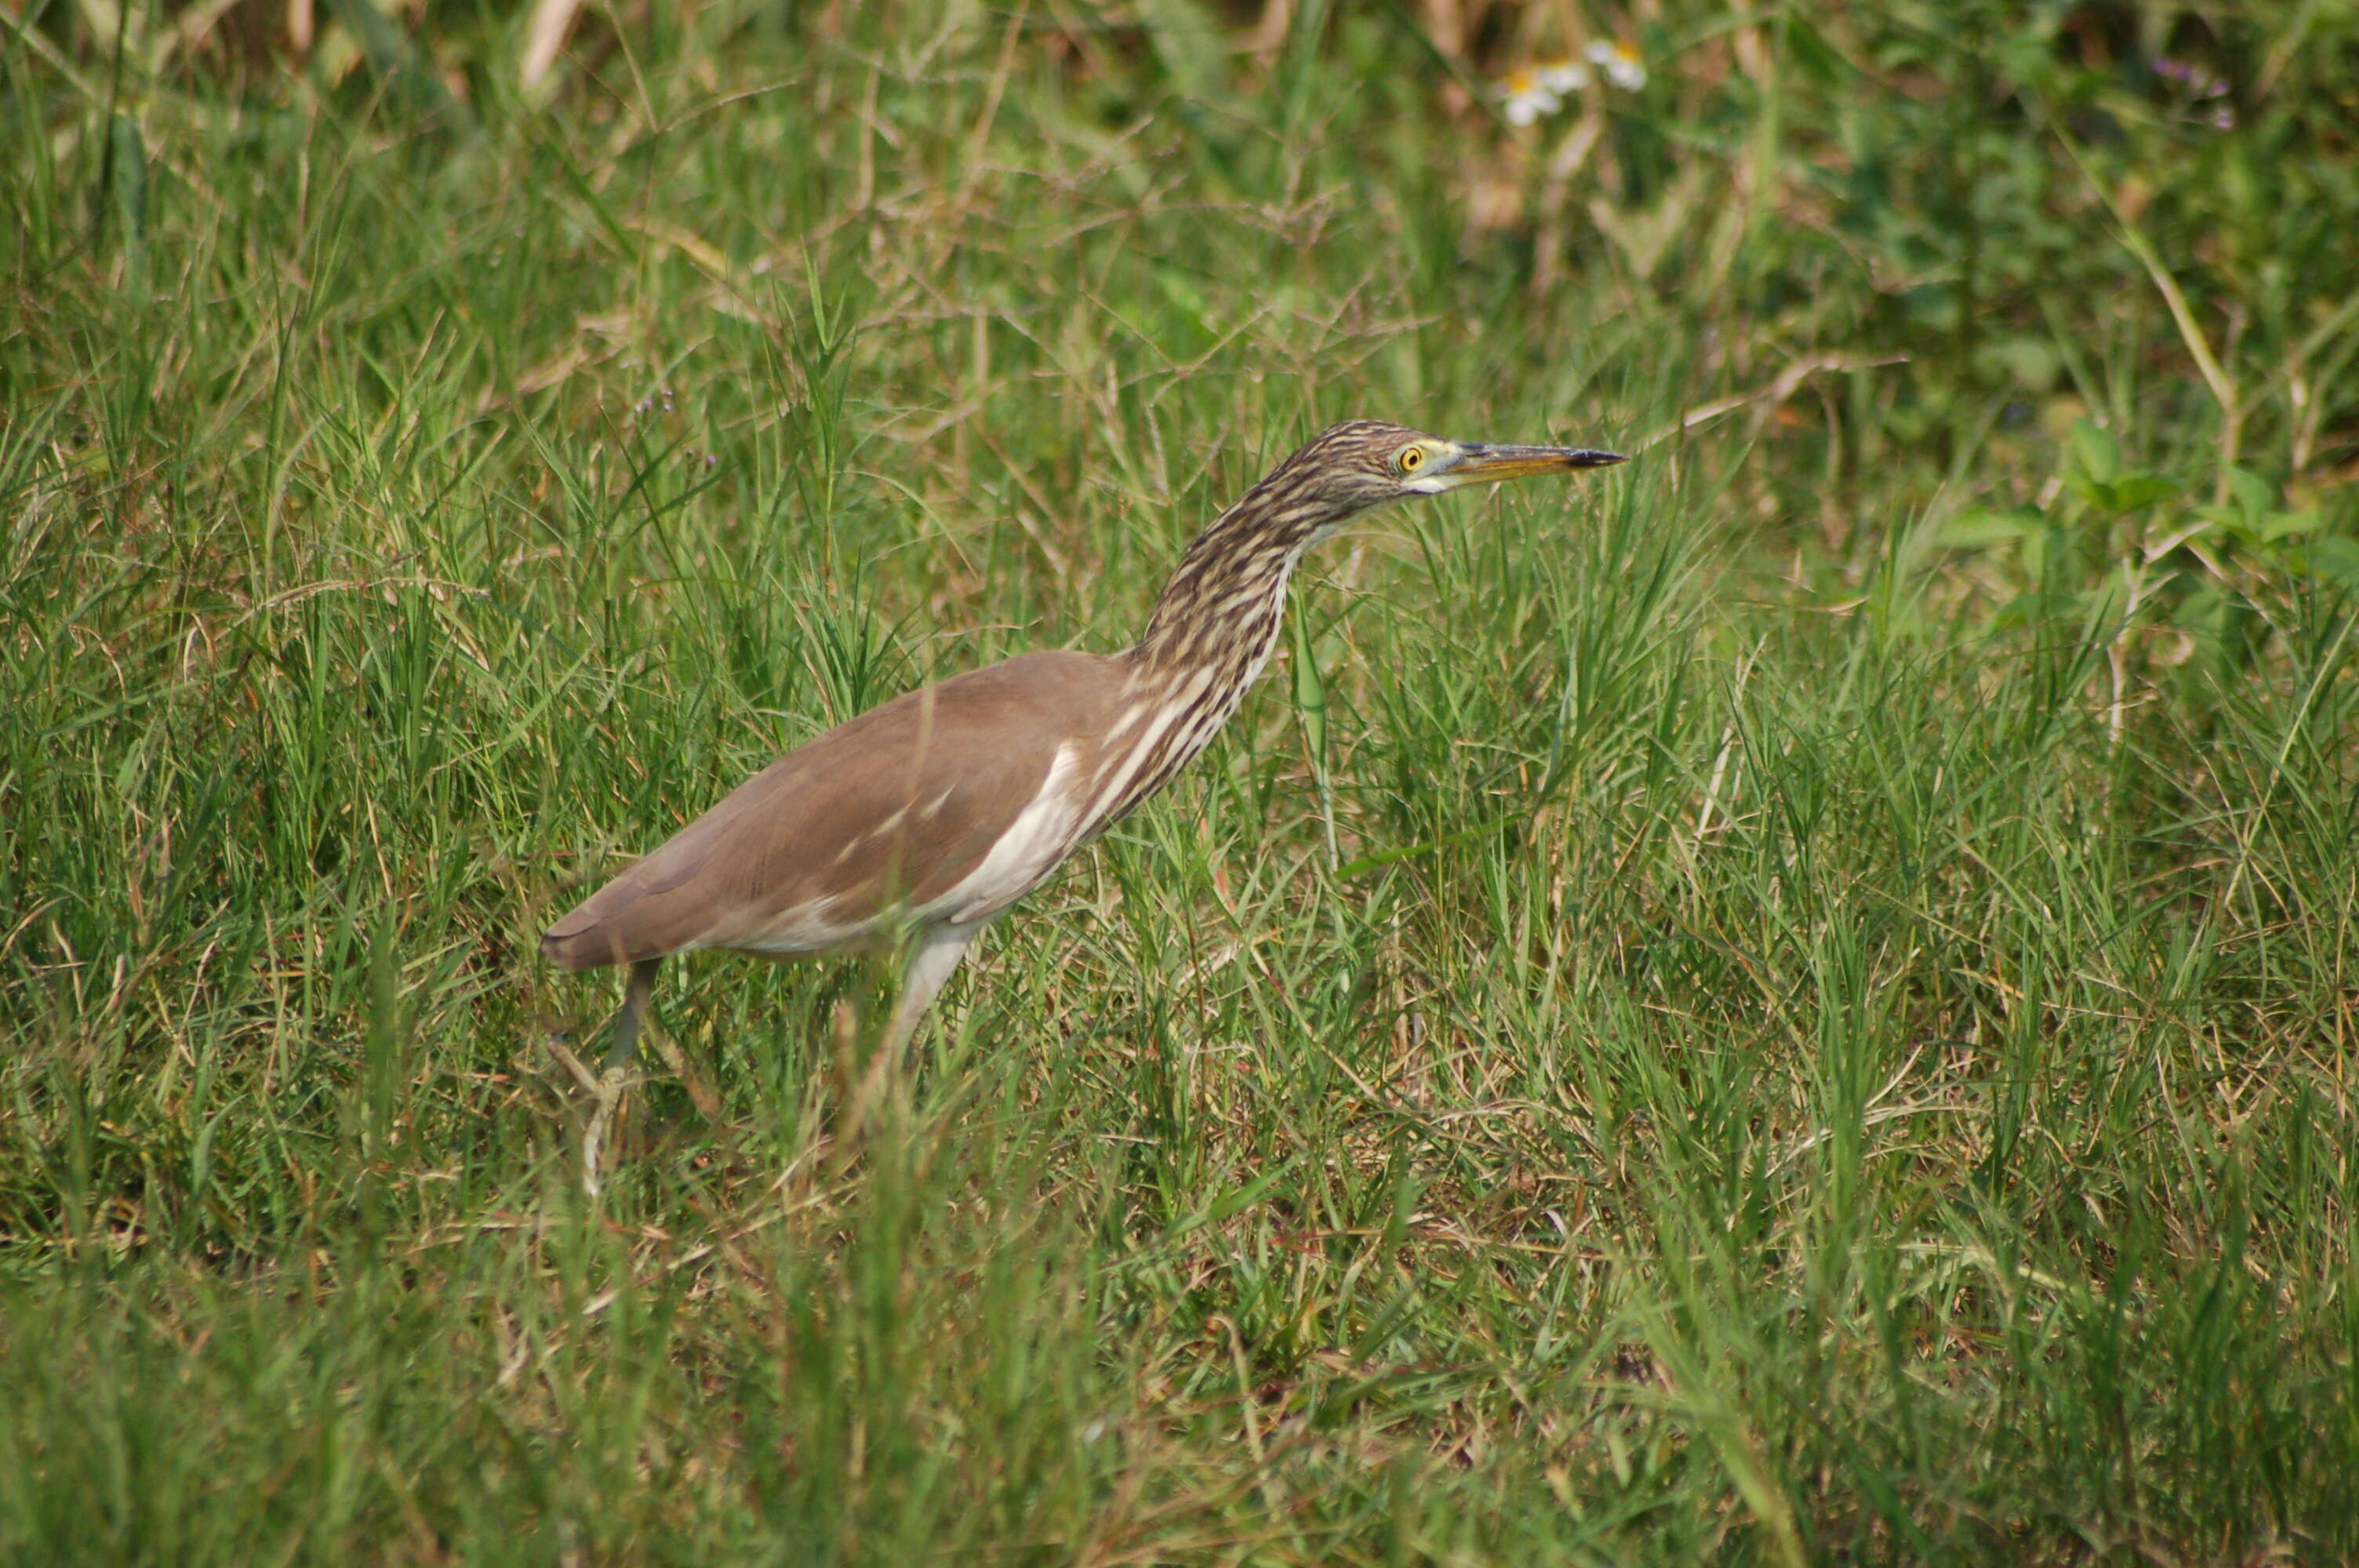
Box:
[1499,67,1563,126]
[1536,59,1591,96]
[1587,38,1646,92]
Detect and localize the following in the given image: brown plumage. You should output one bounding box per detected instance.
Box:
[544,652,1116,971]
[545,420,1623,1167]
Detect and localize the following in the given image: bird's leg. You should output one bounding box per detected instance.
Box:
[842,921,980,1141]
[602,958,661,1071]
[583,957,660,1196]
[884,921,983,1055]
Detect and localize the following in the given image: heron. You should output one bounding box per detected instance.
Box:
[543,420,1623,1171]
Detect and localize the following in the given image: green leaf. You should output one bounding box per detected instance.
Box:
[2306,536,2359,590]
[107,114,147,294]
[1151,268,1213,333]
[1935,508,2037,549]
[2223,466,2275,521]
[1289,609,1328,765]
[2070,418,2121,485]
[1783,15,1850,86]
[1977,336,2061,391]
[2106,474,2183,514]
[2020,526,2055,581]
[322,0,474,132]
[2066,470,2179,521]
[2257,510,2323,543]
[2172,584,2228,632]
[2081,563,2132,636]
[1134,0,1228,103]
[107,114,147,239]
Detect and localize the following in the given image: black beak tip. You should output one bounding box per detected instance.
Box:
[1572,448,1628,469]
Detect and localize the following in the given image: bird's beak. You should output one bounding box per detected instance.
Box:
[1439,442,1628,487]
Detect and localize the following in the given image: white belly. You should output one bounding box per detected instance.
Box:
[925,741,1085,925]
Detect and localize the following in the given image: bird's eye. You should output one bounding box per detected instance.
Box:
[1397,445,1426,474]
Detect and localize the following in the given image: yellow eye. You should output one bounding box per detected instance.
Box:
[1397,445,1426,474]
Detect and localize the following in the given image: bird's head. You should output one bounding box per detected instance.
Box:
[1263,420,1626,542]
[1137,419,1630,668]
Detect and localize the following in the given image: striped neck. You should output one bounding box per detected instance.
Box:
[1076,436,1401,834]
[1074,497,1325,832]
[1128,503,1303,678]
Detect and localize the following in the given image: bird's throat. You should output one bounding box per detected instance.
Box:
[1092,516,1305,829]
[1128,517,1298,687]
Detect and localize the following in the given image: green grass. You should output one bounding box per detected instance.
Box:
[5,2,2357,1561]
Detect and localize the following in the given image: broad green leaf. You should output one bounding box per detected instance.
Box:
[2064,566,2131,641]
[2172,584,2227,631]
[2106,474,2183,514]
[1935,508,2037,548]
[2258,510,2323,543]
[1978,336,2061,391]
[1134,0,1227,103]
[1289,608,1328,765]
[2224,465,2275,521]
[2067,470,2179,520]
[1152,267,1213,332]
[109,114,147,293]
[1783,15,1850,85]
[2307,536,2359,589]
[2070,418,2121,485]
[2019,527,2050,579]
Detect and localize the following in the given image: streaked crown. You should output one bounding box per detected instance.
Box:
[1223,419,1628,554]
[1256,419,1450,528]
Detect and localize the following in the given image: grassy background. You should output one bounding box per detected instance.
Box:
[5,0,2357,1560]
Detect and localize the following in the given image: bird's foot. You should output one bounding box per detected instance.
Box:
[582,1064,629,1197]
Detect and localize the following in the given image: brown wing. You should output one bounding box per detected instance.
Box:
[541,650,1115,971]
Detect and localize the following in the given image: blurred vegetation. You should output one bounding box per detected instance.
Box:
[2,1,2356,1563]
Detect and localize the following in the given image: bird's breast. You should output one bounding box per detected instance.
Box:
[926,741,1090,924]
